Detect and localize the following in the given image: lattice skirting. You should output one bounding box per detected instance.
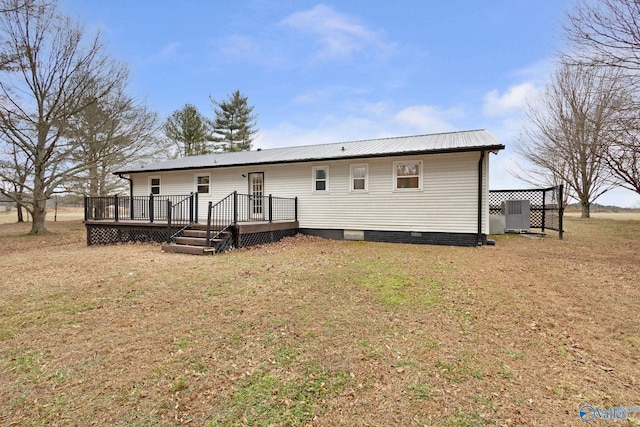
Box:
[86,224,180,246]
[237,229,298,248]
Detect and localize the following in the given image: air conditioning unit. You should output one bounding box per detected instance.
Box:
[502,200,530,233]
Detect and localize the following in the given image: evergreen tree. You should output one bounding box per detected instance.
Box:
[164,104,212,157]
[211,90,257,152]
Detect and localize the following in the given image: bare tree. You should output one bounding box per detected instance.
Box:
[565,0,640,71]
[63,86,161,197]
[565,0,640,196]
[0,0,127,234]
[605,120,640,194]
[516,63,628,217]
[0,139,31,221]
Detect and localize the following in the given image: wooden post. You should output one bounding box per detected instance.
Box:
[166,199,172,243]
[189,192,194,223]
[205,201,212,248]
[233,191,238,224]
[268,194,273,222]
[114,194,119,222]
[149,194,154,223]
[541,189,546,232]
[558,184,564,240]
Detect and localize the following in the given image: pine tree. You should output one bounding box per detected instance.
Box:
[164,104,212,157]
[211,90,257,152]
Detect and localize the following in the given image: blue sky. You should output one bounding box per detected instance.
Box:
[60,0,639,207]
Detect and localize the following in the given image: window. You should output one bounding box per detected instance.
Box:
[312,166,328,192]
[149,176,161,195]
[196,174,210,194]
[350,164,368,191]
[394,160,422,190]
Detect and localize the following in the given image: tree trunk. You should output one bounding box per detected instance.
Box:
[29,202,48,234]
[16,203,24,222]
[581,201,590,218]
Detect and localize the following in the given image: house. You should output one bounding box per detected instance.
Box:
[85,129,504,253]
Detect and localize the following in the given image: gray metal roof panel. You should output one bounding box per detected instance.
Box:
[115,129,504,174]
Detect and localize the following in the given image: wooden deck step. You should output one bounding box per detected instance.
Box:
[182,229,228,238]
[174,236,207,246]
[161,243,210,255]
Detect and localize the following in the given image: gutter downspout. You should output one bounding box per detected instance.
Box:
[477,150,486,246]
[117,174,134,220]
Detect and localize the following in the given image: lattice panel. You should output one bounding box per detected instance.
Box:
[238,229,297,248]
[489,190,545,228]
[86,225,176,246]
[489,186,563,232]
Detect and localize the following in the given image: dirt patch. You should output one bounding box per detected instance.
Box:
[0,218,639,425]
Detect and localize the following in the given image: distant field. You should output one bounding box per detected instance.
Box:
[0,217,639,425]
[0,207,83,224]
[564,211,640,221]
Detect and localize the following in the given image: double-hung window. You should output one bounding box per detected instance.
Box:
[149,176,161,195]
[394,160,422,190]
[196,174,210,194]
[312,166,329,192]
[350,164,368,192]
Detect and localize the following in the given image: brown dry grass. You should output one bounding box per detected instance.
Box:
[0,218,639,426]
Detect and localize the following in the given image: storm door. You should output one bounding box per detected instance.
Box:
[248,172,264,220]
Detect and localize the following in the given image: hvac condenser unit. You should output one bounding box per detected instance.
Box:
[502,200,530,233]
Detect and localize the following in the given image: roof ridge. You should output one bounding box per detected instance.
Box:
[252,129,488,153]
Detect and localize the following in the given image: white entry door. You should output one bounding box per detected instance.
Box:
[248,172,264,220]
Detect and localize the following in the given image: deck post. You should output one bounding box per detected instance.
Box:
[268,194,273,222]
[294,197,298,222]
[541,189,546,232]
[166,199,172,243]
[189,192,194,223]
[205,201,212,248]
[233,191,238,224]
[149,194,154,223]
[194,192,199,223]
[114,194,119,222]
[84,195,88,221]
[558,184,564,240]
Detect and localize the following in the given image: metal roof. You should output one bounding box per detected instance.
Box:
[115,129,504,174]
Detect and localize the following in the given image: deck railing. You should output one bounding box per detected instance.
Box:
[166,193,198,242]
[84,194,197,223]
[205,191,297,249]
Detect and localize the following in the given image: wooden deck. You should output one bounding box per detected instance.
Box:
[84,219,299,249]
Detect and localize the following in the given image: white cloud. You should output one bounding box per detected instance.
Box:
[482,82,540,117]
[280,4,395,61]
[394,105,462,134]
[255,102,465,151]
[214,34,283,68]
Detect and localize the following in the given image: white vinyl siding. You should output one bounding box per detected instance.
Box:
[129,151,488,234]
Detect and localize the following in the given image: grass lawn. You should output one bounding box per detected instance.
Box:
[0,217,639,426]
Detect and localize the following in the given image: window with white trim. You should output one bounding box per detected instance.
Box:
[394,160,422,190]
[149,176,161,195]
[312,166,329,192]
[195,174,210,194]
[350,164,368,192]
